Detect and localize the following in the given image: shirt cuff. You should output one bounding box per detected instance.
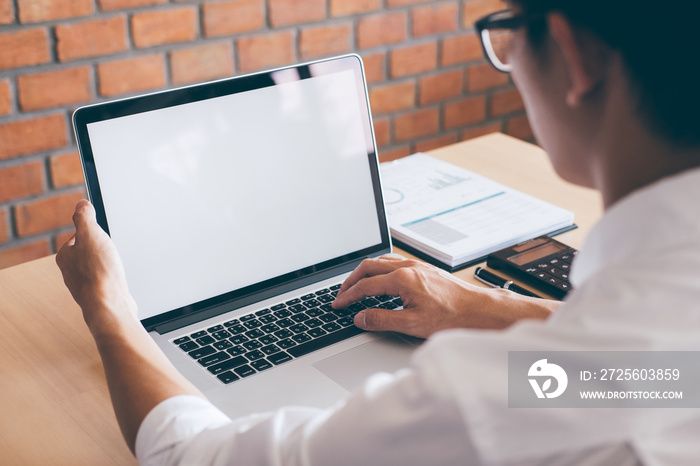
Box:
[135,395,231,465]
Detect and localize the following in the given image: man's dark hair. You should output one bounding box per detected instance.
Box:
[512,1,699,148]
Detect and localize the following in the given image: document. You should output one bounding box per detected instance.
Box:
[380,153,574,269]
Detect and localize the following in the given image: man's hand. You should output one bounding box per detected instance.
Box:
[332,256,560,339]
[56,200,137,335]
[55,200,203,452]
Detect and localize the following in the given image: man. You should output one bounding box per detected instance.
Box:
[57,1,700,464]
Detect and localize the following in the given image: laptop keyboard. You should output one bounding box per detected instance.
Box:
[171,284,403,384]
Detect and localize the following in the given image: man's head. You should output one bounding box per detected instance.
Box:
[511,1,698,148]
[478,2,700,194]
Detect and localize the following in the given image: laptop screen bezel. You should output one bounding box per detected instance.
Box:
[72,54,391,332]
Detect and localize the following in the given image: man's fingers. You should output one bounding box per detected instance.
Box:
[61,232,76,247]
[337,258,394,297]
[336,257,420,300]
[354,308,411,334]
[378,254,404,261]
[333,274,402,308]
[72,199,94,226]
[63,234,76,248]
[72,200,98,241]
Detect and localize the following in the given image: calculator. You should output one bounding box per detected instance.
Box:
[486,235,577,300]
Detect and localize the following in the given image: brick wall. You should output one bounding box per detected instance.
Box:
[0,0,531,269]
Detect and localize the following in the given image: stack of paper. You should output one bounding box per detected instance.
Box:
[380,153,574,270]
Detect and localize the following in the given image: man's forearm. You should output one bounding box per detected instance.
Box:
[90,307,204,453]
[55,201,206,454]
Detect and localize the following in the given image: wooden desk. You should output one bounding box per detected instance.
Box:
[0,133,602,465]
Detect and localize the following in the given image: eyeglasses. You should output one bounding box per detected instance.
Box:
[474,9,545,73]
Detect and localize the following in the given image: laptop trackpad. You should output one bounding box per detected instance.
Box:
[312,334,414,393]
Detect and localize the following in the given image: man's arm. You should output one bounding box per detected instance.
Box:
[54,203,474,465]
[332,256,561,339]
[55,200,556,454]
[56,200,203,453]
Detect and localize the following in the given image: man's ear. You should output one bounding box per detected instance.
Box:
[547,12,605,108]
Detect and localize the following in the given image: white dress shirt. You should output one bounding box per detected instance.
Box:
[136,167,700,465]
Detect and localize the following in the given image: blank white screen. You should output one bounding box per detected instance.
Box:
[87,70,382,320]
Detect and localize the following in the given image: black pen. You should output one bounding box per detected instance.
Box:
[474,267,543,299]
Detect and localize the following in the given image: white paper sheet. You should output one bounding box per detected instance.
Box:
[380,153,574,267]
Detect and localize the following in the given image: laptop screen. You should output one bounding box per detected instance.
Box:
[74,56,389,330]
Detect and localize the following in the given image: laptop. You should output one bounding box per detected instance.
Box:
[73,54,418,417]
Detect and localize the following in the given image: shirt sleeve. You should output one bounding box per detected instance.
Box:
[135,364,474,466]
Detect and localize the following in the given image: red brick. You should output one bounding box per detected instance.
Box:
[132,8,197,48]
[467,62,509,92]
[300,23,352,59]
[390,42,437,78]
[369,81,415,115]
[98,0,166,11]
[56,16,126,62]
[378,145,410,163]
[203,0,264,37]
[0,29,49,70]
[461,121,502,140]
[330,0,380,17]
[171,42,233,85]
[18,0,92,23]
[0,0,12,24]
[0,114,67,160]
[0,162,44,203]
[441,33,482,67]
[394,108,439,142]
[506,114,533,140]
[268,0,325,27]
[463,0,502,28]
[237,31,294,72]
[98,54,166,97]
[0,209,7,244]
[373,117,390,147]
[443,95,486,129]
[490,88,524,116]
[49,152,84,188]
[0,239,52,270]
[411,2,458,37]
[54,230,75,251]
[414,133,459,153]
[0,80,10,115]
[361,52,384,84]
[17,67,92,111]
[15,190,85,237]
[419,69,463,105]
[357,11,407,50]
[386,0,429,6]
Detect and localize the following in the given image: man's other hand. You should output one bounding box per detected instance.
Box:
[56,200,137,335]
[332,256,558,339]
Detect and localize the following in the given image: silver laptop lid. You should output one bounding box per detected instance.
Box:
[73,55,391,332]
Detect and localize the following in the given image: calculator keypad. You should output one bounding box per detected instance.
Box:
[524,251,574,293]
[488,237,577,300]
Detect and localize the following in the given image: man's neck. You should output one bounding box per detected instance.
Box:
[595,131,700,209]
[585,76,700,209]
